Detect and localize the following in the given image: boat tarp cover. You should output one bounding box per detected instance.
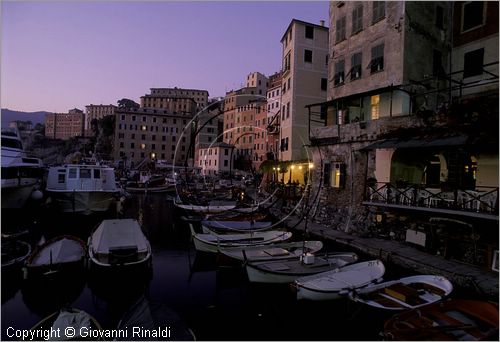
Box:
[51,310,92,340]
[201,220,272,230]
[31,238,84,266]
[92,219,148,254]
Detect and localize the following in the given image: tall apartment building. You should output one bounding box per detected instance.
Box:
[253,99,269,170]
[85,104,117,130]
[266,71,283,160]
[113,99,197,166]
[45,109,85,140]
[279,19,329,162]
[194,98,224,166]
[306,1,498,266]
[246,72,269,97]
[141,88,209,112]
[223,87,260,144]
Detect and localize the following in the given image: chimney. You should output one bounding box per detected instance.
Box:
[320,20,325,27]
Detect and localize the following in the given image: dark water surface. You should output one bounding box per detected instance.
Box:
[1,193,475,340]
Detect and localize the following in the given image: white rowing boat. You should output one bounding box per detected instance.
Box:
[189,224,292,253]
[294,259,385,301]
[349,274,453,310]
[219,241,323,262]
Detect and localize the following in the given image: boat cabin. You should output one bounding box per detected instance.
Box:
[47,164,117,191]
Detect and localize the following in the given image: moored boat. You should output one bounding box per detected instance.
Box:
[88,219,152,269]
[1,129,44,209]
[219,240,324,263]
[28,308,103,341]
[175,197,236,214]
[382,299,499,340]
[246,252,358,284]
[25,235,86,278]
[1,239,31,270]
[190,224,292,253]
[125,172,174,193]
[46,163,120,214]
[294,259,385,301]
[349,274,453,310]
[201,220,273,234]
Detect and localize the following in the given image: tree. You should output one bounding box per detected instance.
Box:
[117,98,139,110]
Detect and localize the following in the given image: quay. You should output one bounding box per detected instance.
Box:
[270,208,499,299]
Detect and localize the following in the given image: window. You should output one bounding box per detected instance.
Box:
[224,149,228,156]
[130,142,135,148]
[462,1,484,32]
[334,60,345,85]
[58,173,65,183]
[304,49,313,63]
[283,52,291,72]
[282,105,286,121]
[321,78,327,91]
[80,169,91,179]
[224,160,228,167]
[351,52,362,80]
[141,134,146,140]
[121,115,125,120]
[119,142,124,148]
[463,48,484,78]
[352,5,363,34]
[69,168,77,179]
[305,25,314,39]
[151,144,155,150]
[432,50,446,77]
[371,95,380,120]
[372,2,385,23]
[330,163,346,188]
[370,44,384,73]
[286,103,290,119]
[435,5,444,29]
[335,17,346,43]
[141,143,146,149]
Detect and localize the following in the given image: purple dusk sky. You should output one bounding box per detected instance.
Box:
[1,1,329,113]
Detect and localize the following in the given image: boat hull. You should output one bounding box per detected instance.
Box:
[47,190,118,214]
[1,181,38,209]
[295,260,386,301]
[246,253,358,284]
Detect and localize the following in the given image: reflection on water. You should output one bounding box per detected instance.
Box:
[3,193,418,340]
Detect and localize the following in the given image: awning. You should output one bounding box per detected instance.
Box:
[361,134,469,150]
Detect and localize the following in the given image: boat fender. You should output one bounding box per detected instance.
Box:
[338,289,349,296]
[31,190,43,200]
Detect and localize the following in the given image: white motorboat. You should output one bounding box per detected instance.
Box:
[294,259,386,301]
[219,240,324,263]
[201,220,273,234]
[246,252,358,284]
[349,274,453,310]
[46,163,120,214]
[1,129,44,209]
[189,224,292,253]
[88,219,152,268]
[125,171,174,193]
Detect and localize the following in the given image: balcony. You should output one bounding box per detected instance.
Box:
[364,182,499,220]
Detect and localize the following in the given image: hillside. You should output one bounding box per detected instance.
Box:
[1,108,50,128]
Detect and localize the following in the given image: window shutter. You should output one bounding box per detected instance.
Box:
[323,163,331,186]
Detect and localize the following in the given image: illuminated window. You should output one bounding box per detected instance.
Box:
[141,143,146,149]
[371,95,380,120]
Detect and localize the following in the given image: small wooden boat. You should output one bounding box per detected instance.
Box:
[349,274,453,310]
[28,307,103,341]
[201,220,273,234]
[88,219,152,268]
[294,259,385,301]
[382,299,499,341]
[219,240,324,263]
[125,173,174,193]
[1,239,31,269]
[25,235,86,277]
[246,252,358,284]
[189,224,292,253]
[174,197,236,214]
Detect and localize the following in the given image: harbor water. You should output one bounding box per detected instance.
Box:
[1,193,478,340]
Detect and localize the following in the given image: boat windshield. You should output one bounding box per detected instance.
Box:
[1,138,23,150]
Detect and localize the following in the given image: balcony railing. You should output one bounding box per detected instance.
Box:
[365,182,499,217]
